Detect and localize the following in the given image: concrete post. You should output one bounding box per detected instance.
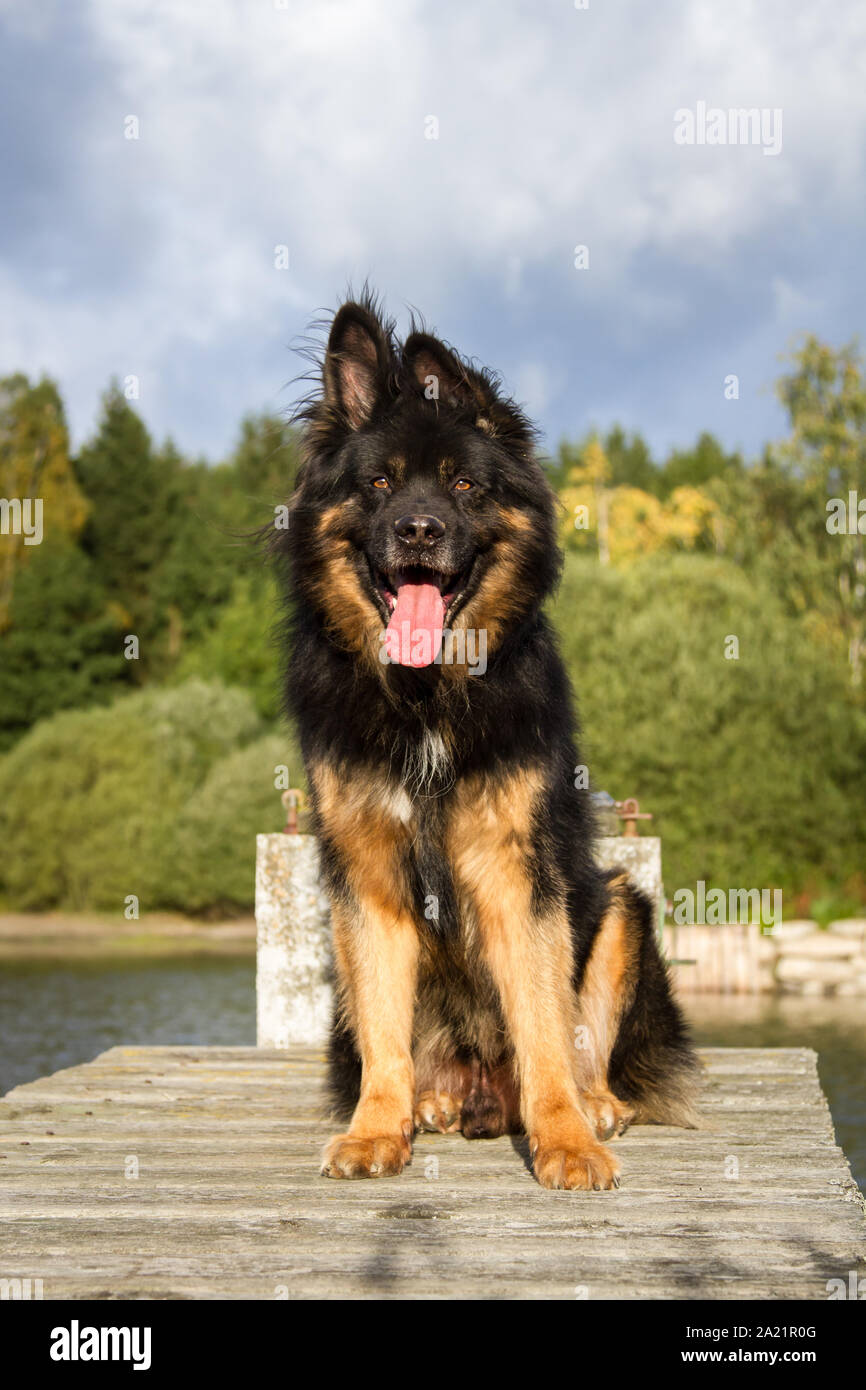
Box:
[595,835,663,931]
[255,833,333,1047]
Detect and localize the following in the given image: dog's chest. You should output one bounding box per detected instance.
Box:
[399,728,451,795]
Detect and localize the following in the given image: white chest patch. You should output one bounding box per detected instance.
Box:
[402,729,450,791]
[380,785,414,824]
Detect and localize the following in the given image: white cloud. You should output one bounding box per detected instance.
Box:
[0,0,864,455]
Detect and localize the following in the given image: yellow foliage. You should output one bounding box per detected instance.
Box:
[559,481,719,565]
[567,438,611,488]
[0,375,88,624]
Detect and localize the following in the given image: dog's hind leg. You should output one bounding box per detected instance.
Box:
[573,874,641,1139]
[575,873,699,1137]
[412,1047,520,1136]
[413,1051,470,1134]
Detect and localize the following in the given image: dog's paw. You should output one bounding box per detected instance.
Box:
[530,1133,621,1190]
[414,1090,462,1133]
[579,1088,635,1141]
[321,1128,412,1179]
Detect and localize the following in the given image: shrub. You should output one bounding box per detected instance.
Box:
[160,732,304,913]
[172,574,283,721]
[0,680,262,911]
[552,553,866,904]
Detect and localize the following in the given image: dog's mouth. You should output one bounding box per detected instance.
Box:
[369,560,477,668]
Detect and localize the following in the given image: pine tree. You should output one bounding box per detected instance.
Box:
[0,540,128,750]
[0,374,87,627]
[73,383,182,673]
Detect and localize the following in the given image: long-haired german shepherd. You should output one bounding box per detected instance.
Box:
[278,293,698,1190]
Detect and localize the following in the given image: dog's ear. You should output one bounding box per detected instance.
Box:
[402,332,486,412]
[323,303,393,429]
[403,331,532,446]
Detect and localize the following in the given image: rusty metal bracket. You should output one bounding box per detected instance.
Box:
[615,797,653,837]
[281,788,307,835]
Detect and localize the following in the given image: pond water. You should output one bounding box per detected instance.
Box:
[1,959,863,1191]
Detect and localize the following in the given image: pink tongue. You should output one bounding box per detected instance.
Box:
[384,581,446,667]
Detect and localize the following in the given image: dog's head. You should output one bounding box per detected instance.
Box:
[287,297,559,676]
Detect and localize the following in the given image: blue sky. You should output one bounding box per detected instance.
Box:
[1,0,864,466]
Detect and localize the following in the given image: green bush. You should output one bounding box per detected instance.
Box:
[1,555,863,918]
[172,574,283,720]
[160,732,303,913]
[552,553,866,903]
[0,539,131,750]
[0,680,263,911]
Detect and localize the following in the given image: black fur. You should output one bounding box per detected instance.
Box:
[273,290,698,1131]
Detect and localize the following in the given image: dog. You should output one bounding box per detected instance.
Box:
[277,293,698,1189]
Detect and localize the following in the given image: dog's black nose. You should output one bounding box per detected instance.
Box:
[394,513,446,545]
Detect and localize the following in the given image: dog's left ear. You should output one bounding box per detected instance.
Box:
[402,332,487,413]
[323,302,393,430]
[402,331,530,445]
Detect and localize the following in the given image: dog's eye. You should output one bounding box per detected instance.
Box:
[453,479,473,492]
[371,477,390,490]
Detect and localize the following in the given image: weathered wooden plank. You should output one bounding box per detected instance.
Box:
[0,1045,863,1300]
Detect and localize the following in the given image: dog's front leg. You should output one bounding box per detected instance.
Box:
[321,902,419,1179]
[480,904,621,1190]
[451,772,620,1190]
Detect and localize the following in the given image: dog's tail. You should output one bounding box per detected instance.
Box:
[606,876,701,1128]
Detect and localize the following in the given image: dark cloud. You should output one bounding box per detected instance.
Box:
[0,0,863,463]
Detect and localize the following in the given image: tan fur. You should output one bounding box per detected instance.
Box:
[316,762,682,1181]
[437,457,455,486]
[454,506,538,654]
[575,875,697,1134]
[414,1090,463,1133]
[314,762,420,1178]
[322,901,419,1174]
[311,762,414,917]
[446,769,619,1189]
[574,873,639,1089]
[320,901,419,1179]
[308,501,540,685]
[304,506,383,672]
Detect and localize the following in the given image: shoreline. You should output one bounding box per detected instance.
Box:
[0,912,256,960]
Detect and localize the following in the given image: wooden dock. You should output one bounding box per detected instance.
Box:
[1,1045,863,1300]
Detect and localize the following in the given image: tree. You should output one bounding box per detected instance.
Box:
[603,425,661,494]
[559,436,613,564]
[775,336,866,685]
[658,432,743,498]
[0,540,128,750]
[0,680,263,910]
[558,468,719,565]
[173,572,282,719]
[73,384,182,672]
[231,411,301,505]
[162,733,298,912]
[553,552,866,903]
[0,374,87,627]
[550,426,661,495]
